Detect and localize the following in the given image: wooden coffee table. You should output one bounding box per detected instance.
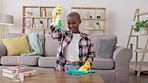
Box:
[0,67,104,83]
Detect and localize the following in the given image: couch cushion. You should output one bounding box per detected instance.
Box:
[91,35,117,58]
[2,33,45,56]
[34,33,45,56]
[2,33,27,38]
[91,58,114,69]
[2,36,31,56]
[3,33,45,51]
[38,57,56,67]
[44,35,59,57]
[0,42,6,56]
[1,56,41,66]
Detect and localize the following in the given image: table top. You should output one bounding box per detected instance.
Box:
[0,67,104,83]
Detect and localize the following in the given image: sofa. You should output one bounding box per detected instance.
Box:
[0,33,132,83]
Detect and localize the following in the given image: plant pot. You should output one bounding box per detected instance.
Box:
[38,24,44,28]
[133,30,140,35]
[96,25,101,29]
[140,27,147,35]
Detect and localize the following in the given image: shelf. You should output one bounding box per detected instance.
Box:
[24,28,48,30]
[132,48,148,53]
[81,18,105,21]
[127,9,148,76]
[39,6,55,8]
[23,6,40,8]
[29,28,48,30]
[32,17,52,19]
[130,64,148,71]
[22,5,55,34]
[136,11,148,16]
[22,16,32,19]
[129,35,139,37]
[130,34,147,37]
[84,28,104,31]
[71,7,106,10]
[23,5,55,8]
[23,16,52,19]
[71,6,106,34]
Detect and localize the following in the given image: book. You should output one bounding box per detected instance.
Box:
[2,72,14,78]
[23,70,36,77]
[2,67,33,74]
[2,70,36,79]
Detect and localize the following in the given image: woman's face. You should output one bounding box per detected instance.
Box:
[67,16,81,33]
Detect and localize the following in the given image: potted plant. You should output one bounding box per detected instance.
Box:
[39,20,44,28]
[134,19,148,35]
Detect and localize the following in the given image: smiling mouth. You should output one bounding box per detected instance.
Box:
[71,28,74,31]
[69,27,74,31]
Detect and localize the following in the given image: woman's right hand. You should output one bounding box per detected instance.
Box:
[51,6,62,26]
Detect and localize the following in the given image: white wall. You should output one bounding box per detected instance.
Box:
[0,0,2,14]
[1,0,148,61]
[0,0,4,32]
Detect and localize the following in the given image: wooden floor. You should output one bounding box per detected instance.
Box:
[129,62,148,83]
[129,69,148,83]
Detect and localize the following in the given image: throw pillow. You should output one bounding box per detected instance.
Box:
[96,35,117,58]
[2,36,30,56]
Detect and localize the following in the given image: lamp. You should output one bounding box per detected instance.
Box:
[0,15,14,36]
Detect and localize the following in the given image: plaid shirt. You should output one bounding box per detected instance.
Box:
[50,26,95,71]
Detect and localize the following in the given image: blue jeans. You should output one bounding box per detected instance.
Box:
[64,64,80,71]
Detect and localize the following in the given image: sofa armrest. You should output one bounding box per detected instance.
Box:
[0,42,6,56]
[113,46,133,83]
